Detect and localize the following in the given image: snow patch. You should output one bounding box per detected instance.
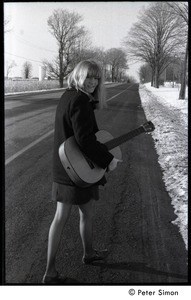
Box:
[139,83,188,250]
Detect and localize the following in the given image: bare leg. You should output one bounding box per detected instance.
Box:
[44,201,72,277]
[78,199,95,256]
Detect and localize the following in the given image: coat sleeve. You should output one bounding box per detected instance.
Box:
[70,95,113,169]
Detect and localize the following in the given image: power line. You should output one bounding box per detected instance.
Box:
[5,51,43,64]
[13,32,57,54]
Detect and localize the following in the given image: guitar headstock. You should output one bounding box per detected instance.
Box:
[142,121,155,133]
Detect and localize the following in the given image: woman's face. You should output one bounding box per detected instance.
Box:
[83,76,99,94]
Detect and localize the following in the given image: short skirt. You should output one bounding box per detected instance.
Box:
[52,182,99,205]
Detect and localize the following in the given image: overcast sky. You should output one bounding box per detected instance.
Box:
[4,1,150,80]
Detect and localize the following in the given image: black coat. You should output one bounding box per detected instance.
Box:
[53,88,114,186]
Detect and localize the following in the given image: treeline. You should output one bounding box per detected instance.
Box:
[5,2,188,99]
[42,9,129,87]
[124,2,188,99]
[44,2,188,99]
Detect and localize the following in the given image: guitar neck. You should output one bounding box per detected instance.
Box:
[104,126,145,150]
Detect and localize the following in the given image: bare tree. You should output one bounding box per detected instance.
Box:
[139,64,152,83]
[22,61,32,79]
[66,31,93,69]
[85,47,106,65]
[44,9,89,87]
[123,2,184,88]
[91,47,109,79]
[105,48,128,82]
[126,75,137,84]
[166,2,188,99]
[5,60,17,78]
[164,58,181,86]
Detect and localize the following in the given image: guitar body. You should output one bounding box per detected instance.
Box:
[59,121,155,188]
[59,130,122,188]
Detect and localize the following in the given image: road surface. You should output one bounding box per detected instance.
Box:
[4,83,187,284]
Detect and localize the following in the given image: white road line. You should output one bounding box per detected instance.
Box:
[5,129,54,166]
[6,84,134,166]
[106,84,134,102]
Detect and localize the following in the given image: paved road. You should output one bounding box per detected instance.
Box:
[5,83,187,284]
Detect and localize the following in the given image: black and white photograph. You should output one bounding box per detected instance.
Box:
[3,0,188,293]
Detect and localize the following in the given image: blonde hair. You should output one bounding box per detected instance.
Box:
[67,60,106,109]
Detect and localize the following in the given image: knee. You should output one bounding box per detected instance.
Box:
[79,200,95,222]
[54,210,65,224]
[54,203,71,224]
[79,208,94,222]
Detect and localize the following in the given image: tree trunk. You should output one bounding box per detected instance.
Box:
[59,76,64,88]
[151,70,154,86]
[59,48,64,88]
[111,66,115,82]
[172,71,174,88]
[154,65,159,88]
[179,40,188,99]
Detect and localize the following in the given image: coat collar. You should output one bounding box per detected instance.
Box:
[67,87,99,109]
[78,88,99,108]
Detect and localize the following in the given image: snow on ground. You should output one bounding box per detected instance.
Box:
[139,83,188,250]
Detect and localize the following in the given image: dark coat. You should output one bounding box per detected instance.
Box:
[53,88,114,186]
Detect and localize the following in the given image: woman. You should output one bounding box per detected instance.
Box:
[42,60,121,284]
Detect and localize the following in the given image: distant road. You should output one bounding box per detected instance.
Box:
[5,83,187,284]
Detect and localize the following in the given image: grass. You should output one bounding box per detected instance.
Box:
[5,79,67,94]
[4,79,117,94]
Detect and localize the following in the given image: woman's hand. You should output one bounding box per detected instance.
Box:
[107,157,123,172]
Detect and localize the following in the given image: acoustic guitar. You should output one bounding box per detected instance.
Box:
[59,121,155,188]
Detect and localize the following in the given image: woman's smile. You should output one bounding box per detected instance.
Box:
[84,77,98,93]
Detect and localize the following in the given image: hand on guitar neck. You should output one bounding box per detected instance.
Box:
[107,157,123,172]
